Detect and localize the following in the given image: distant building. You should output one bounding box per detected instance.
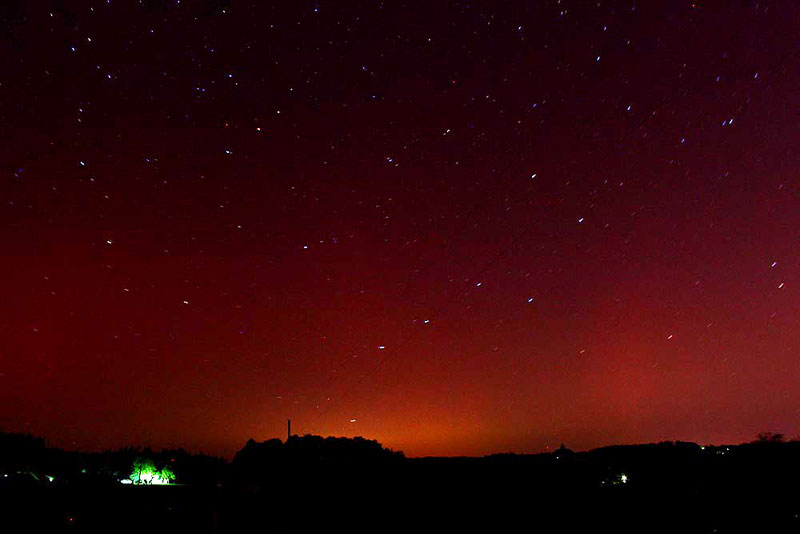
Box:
[554,443,574,461]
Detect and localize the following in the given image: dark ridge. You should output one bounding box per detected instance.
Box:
[3,431,800,532]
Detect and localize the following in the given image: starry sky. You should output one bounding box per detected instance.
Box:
[2,1,799,458]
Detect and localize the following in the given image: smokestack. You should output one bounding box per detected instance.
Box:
[287,418,291,441]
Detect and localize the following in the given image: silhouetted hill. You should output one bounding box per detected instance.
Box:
[231,433,404,486]
[4,431,800,532]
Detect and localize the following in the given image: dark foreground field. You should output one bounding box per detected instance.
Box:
[4,442,800,534]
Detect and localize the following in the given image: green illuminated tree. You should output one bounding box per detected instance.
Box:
[159,465,175,484]
[130,457,157,484]
[129,457,175,485]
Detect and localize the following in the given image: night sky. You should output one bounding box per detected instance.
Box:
[2,1,799,458]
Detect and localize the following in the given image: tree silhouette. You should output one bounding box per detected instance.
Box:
[756,432,785,443]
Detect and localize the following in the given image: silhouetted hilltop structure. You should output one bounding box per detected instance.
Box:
[553,442,575,461]
[231,434,404,486]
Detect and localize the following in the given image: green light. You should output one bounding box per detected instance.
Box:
[129,457,175,485]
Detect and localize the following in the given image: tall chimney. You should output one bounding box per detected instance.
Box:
[287,418,291,441]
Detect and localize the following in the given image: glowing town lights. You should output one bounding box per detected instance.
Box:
[620,474,628,484]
